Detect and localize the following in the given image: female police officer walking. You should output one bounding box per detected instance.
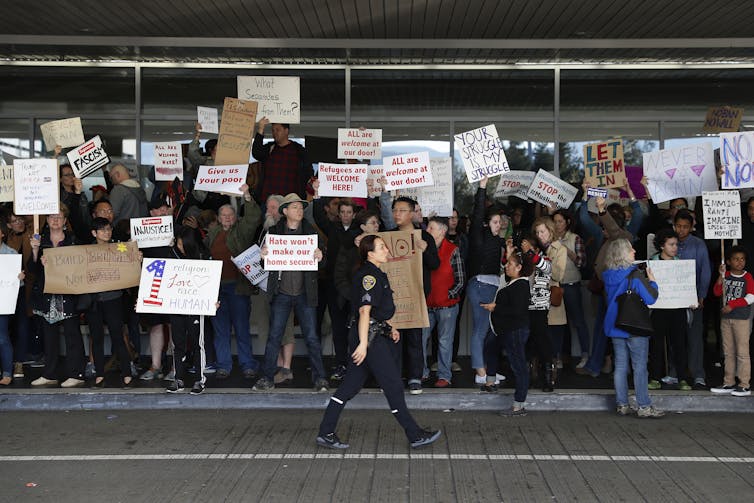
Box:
[316,235,441,449]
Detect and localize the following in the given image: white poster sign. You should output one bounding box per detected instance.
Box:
[40,117,84,151]
[13,159,59,215]
[232,244,269,291]
[0,255,21,315]
[197,106,219,134]
[720,132,754,189]
[454,124,510,183]
[66,135,110,178]
[395,158,454,217]
[136,258,222,316]
[383,152,434,191]
[194,164,249,196]
[318,163,368,198]
[264,234,318,271]
[648,259,698,309]
[702,191,742,239]
[526,169,578,209]
[366,164,384,198]
[337,128,382,160]
[153,142,184,181]
[237,76,300,123]
[0,164,13,202]
[642,143,717,203]
[130,216,174,249]
[494,170,536,201]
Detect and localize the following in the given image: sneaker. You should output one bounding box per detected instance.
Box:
[648,379,662,390]
[252,377,274,391]
[316,432,349,450]
[731,386,751,397]
[163,370,176,382]
[430,362,438,372]
[190,381,206,395]
[408,382,423,395]
[410,429,441,449]
[314,378,329,392]
[451,362,462,372]
[637,405,665,418]
[661,375,678,385]
[60,378,85,388]
[693,379,708,391]
[166,379,184,393]
[203,363,217,374]
[242,368,259,379]
[711,384,736,394]
[575,367,599,378]
[434,378,450,388]
[31,376,58,387]
[139,367,162,381]
[500,407,527,417]
[130,361,139,377]
[576,355,588,369]
[274,368,294,385]
[474,374,487,385]
[215,368,230,380]
[616,404,633,416]
[84,361,96,379]
[13,362,24,378]
[329,365,346,381]
[27,358,45,368]
[679,380,692,391]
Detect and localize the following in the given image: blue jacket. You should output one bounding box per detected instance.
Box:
[603,266,658,339]
[677,234,711,300]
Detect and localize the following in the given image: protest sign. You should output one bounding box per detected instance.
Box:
[43,242,141,294]
[587,187,608,198]
[153,142,183,181]
[136,258,222,316]
[624,165,647,199]
[587,188,626,214]
[66,135,109,178]
[454,124,509,183]
[317,163,368,198]
[0,164,13,202]
[130,216,174,249]
[494,170,535,201]
[39,117,84,151]
[720,132,754,189]
[237,76,300,123]
[383,152,434,190]
[648,259,698,309]
[337,128,382,159]
[702,191,742,239]
[643,142,717,203]
[375,230,429,329]
[194,164,248,196]
[526,169,578,209]
[583,140,625,188]
[232,244,269,291]
[395,158,454,216]
[366,164,384,198]
[703,106,744,133]
[0,255,21,315]
[215,97,257,166]
[13,159,59,215]
[197,106,219,134]
[264,234,319,271]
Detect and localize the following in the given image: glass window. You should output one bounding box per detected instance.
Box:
[0,118,31,162]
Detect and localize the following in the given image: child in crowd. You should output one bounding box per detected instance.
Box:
[711,246,753,397]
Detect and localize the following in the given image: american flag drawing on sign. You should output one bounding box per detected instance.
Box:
[143,259,166,306]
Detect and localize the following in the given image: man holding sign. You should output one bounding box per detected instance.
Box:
[252,118,311,203]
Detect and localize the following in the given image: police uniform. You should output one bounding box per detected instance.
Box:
[318,260,423,441]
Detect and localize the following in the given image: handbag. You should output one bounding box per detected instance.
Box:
[614,271,653,336]
[549,282,564,307]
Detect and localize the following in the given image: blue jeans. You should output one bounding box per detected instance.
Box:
[263,292,325,383]
[503,327,530,404]
[0,315,11,378]
[422,304,459,382]
[12,290,30,363]
[563,283,591,356]
[612,336,651,408]
[584,294,607,375]
[210,282,257,373]
[467,278,498,370]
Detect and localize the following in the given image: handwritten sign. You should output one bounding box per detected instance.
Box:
[643,142,717,203]
[136,258,222,316]
[194,164,249,196]
[232,244,269,291]
[130,216,174,249]
[337,128,382,159]
[13,159,59,215]
[383,152,434,190]
[494,170,536,201]
[237,76,300,124]
[0,164,13,202]
[587,188,626,214]
[454,124,509,183]
[197,106,219,134]
[39,117,84,151]
[395,158,454,217]
[0,255,21,315]
[215,97,257,166]
[526,169,578,209]
[264,234,319,271]
[720,132,754,189]
[703,106,744,133]
[66,135,110,178]
[583,140,625,188]
[648,259,698,309]
[366,164,384,198]
[318,163,368,198]
[153,142,184,181]
[702,191,742,239]
[43,242,141,294]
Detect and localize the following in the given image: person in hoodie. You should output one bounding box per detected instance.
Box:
[107,164,149,228]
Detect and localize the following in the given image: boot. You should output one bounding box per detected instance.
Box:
[542,363,554,392]
[529,356,539,381]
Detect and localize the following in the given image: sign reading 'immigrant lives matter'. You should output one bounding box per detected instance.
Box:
[702,191,742,239]
[136,259,222,316]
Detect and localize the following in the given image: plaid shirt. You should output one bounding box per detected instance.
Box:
[573,233,586,269]
[253,134,309,202]
[448,247,466,299]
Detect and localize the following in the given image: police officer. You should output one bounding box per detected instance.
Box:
[316,235,442,450]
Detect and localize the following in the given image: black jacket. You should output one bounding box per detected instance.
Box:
[251,133,310,202]
[264,218,322,307]
[468,187,505,279]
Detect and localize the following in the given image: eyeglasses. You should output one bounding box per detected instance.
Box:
[9,218,24,224]
[671,204,687,210]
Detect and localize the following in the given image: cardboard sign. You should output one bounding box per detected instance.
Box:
[493,170,535,201]
[643,142,717,203]
[395,158,454,217]
[153,142,184,181]
[232,244,269,291]
[215,97,258,166]
[237,76,300,124]
[130,216,174,249]
[648,259,698,309]
[39,117,84,151]
[66,136,110,178]
[194,164,249,196]
[337,128,382,159]
[43,242,142,294]
[383,152,434,190]
[0,255,21,315]
[703,106,744,133]
[13,159,59,215]
[0,164,13,203]
[702,191,742,239]
[136,258,222,316]
[264,234,319,271]
[366,164,384,198]
[526,169,578,209]
[197,106,219,134]
[583,140,625,188]
[376,230,429,329]
[720,132,754,189]
[318,163,368,198]
[454,124,510,183]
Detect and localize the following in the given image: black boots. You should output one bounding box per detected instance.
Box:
[542,361,556,392]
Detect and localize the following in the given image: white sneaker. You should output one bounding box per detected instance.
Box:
[710,385,735,394]
[475,374,505,385]
[731,386,751,397]
[661,375,678,385]
[60,378,85,388]
[576,355,588,369]
[31,376,58,386]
